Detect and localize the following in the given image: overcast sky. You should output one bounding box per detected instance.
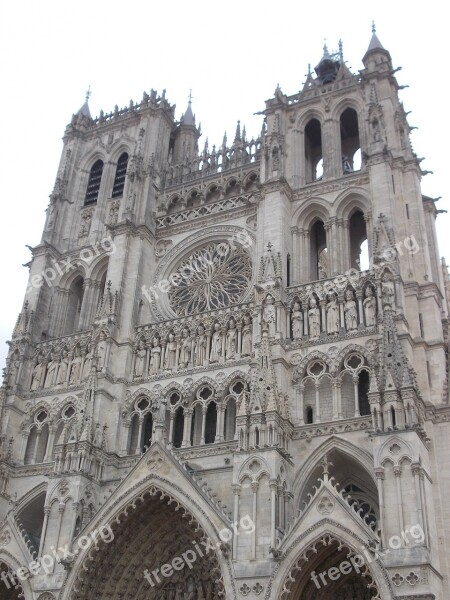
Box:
[0,1,447,371]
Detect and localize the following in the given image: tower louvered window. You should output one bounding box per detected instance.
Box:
[85,159,104,205]
[112,152,128,198]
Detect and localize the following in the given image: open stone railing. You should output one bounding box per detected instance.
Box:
[133,303,254,381]
[161,139,261,189]
[155,194,253,228]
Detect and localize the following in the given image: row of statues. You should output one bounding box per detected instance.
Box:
[290,287,377,340]
[29,334,107,391]
[134,317,253,377]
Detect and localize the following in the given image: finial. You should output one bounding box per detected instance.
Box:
[85,85,91,102]
[307,63,311,76]
[188,89,193,104]
[372,20,376,34]
[339,39,343,61]
[323,39,329,54]
[266,241,273,253]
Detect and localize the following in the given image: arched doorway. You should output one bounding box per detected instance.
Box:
[0,561,24,598]
[64,486,226,599]
[284,537,379,599]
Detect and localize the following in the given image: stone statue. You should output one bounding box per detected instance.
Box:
[81,346,92,380]
[134,340,146,377]
[149,337,161,375]
[381,278,395,310]
[263,294,276,337]
[96,332,107,370]
[326,293,340,334]
[210,323,223,363]
[44,353,59,388]
[30,355,46,390]
[241,315,252,356]
[292,302,303,339]
[344,290,358,331]
[194,325,207,366]
[308,297,321,338]
[57,350,70,385]
[164,333,177,370]
[363,286,377,326]
[7,357,19,387]
[69,347,82,383]
[180,328,192,368]
[225,319,237,359]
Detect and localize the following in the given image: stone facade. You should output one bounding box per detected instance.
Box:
[1,32,449,599]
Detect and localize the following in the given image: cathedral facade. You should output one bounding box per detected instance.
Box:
[1,32,449,600]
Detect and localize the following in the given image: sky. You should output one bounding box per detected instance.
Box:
[0,0,447,371]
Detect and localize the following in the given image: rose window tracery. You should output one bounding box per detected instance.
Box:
[168,242,252,316]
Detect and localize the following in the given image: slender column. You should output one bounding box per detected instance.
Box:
[44,425,56,462]
[337,381,342,419]
[200,406,207,445]
[412,464,424,540]
[237,322,242,358]
[375,469,386,546]
[220,328,226,363]
[135,417,144,454]
[168,413,175,448]
[38,506,51,556]
[205,331,212,365]
[278,485,284,528]
[53,503,65,572]
[356,291,364,325]
[216,404,225,443]
[32,430,42,465]
[394,466,405,542]
[320,300,326,332]
[353,376,360,417]
[232,484,241,559]
[297,385,304,425]
[314,382,321,423]
[338,293,345,330]
[182,409,192,448]
[251,482,258,559]
[269,479,277,549]
[303,305,309,336]
[419,471,430,547]
[121,422,130,455]
[331,379,339,420]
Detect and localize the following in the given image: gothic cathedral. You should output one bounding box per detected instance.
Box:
[1,32,449,600]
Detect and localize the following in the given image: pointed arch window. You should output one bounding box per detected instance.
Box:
[112,152,128,198]
[85,159,104,205]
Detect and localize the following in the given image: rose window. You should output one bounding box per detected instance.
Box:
[168,242,252,316]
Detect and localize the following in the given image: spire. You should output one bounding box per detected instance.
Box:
[234,120,241,142]
[181,89,195,126]
[76,87,92,119]
[363,23,391,65]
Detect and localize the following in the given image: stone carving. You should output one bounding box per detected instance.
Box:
[263,294,276,337]
[308,297,321,338]
[149,338,162,375]
[44,353,59,388]
[194,326,207,366]
[317,494,334,514]
[134,340,147,377]
[96,332,107,370]
[381,277,395,310]
[210,323,223,363]
[79,208,94,237]
[326,293,339,334]
[225,318,237,359]
[363,286,377,326]
[344,290,358,331]
[167,242,252,317]
[30,354,46,390]
[164,333,177,371]
[180,327,192,368]
[57,350,70,384]
[81,345,92,380]
[0,529,11,546]
[292,302,303,339]
[108,200,120,226]
[241,315,253,356]
[69,347,82,383]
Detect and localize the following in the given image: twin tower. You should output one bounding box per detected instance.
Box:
[1,31,449,600]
